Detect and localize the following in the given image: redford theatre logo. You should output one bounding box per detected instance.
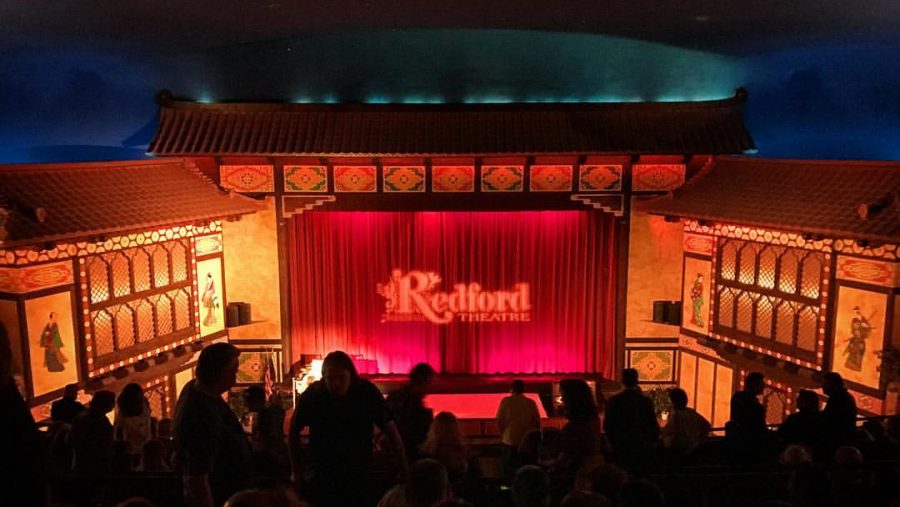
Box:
[376,270,531,324]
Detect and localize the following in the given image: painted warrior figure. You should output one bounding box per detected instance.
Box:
[201,272,219,326]
[843,306,873,372]
[40,311,68,372]
[690,273,705,328]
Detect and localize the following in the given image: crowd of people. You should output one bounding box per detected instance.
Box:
[2,336,900,507]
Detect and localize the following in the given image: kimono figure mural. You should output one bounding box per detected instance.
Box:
[843,306,873,372]
[202,272,219,326]
[40,311,68,372]
[690,273,705,328]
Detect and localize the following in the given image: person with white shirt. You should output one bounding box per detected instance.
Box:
[496,380,541,478]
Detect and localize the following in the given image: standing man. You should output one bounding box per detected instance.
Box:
[386,362,436,462]
[496,379,540,478]
[821,372,858,453]
[173,343,251,507]
[290,351,408,507]
[604,368,660,470]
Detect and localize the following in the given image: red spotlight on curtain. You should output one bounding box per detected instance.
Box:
[287,211,616,377]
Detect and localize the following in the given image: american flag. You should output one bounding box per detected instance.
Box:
[264,349,277,401]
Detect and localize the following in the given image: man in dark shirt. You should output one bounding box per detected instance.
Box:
[821,372,857,452]
[729,371,767,438]
[71,390,116,474]
[289,350,408,507]
[51,383,85,424]
[173,343,251,507]
[386,362,436,462]
[0,323,48,507]
[778,389,823,449]
[604,368,660,470]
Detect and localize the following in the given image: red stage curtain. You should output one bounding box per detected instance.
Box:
[287,211,616,377]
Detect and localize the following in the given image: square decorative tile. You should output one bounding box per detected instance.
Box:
[432,166,475,192]
[284,165,328,192]
[628,349,675,382]
[219,165,275,192]
[578,164,622,191]
[384,166,425,192]
[530,165,573,191]
[334,166,377,192]
[632,164,686,191]
[481,165,524,192]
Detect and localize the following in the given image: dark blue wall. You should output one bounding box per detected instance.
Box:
[1,30,897,163]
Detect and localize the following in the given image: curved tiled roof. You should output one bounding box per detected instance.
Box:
[0,159,260,248]
[644,156,900,243]
[149,91,754,156]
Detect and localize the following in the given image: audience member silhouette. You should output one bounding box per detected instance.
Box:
[619,479,665,507]
[821,372,858,452]
[512,465,551,507]
[778,390,822,450]
[496,379,540,478]
[71,389,116,474]
[577,464,627,504]
[553,379,603,480]
[0,322,48,507]
[387,362,437,462]
[377,458,450,507]
[661,387,710,455]
[420,411,473,498]
[173,342,251,507]
[116,382,154,467]
[289,350,408,507]
[51,382,85,424]
[604,369,659,470]
[728,371,769,461]
[558,490,611,507]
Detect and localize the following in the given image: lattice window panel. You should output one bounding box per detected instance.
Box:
[778,251,799,294]
[763,387,787,425]
[799,254,822,299]
[174,288,191,330]
[114,305,136,350]
[755,296,774,339]
[718,287,735,328]
[170,242,188,283]
[131,249,152,293]
[136,299,156,343]
[152,246,170,288]
[93,310,115,355]
[88,257,111,304]
[796,306,818,351]
[757,247,778,289]
[155,294,174,336]
[110,252,132,299]
[775,301,795,346]
[738,244,757,285]
[720,240,737,281]
[145,384,167,419]
[736,292,755,334]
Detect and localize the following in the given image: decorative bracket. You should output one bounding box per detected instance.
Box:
[570,194,625,216]
[282,195,337,217]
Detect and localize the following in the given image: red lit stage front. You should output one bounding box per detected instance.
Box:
[288,210,618,379]
[424,393,546,419]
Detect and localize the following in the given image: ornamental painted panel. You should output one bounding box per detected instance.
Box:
[236,351,266,383]
[0,261,74,294]
[836,256,898,288]
[432,166,475,192]
[196,257,225,337]
[830,286,887,391]
[284,165,328,193]
[682,257,712,334]
[194,234,223,256]
[334,166,377,192]
[384,166,425,192]
[482,166,524,192]
[578,164,622,191]
[529,165,573,192]
[219,165,275,193]
[628,349,675,382]
[632,164,686,191]
[25,291,78,398]
[683,233,714,257]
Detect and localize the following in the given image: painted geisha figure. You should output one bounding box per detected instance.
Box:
[40,311,68,372]
[201,272,220,326]
[690,273,705,328]
[843,306,873,372]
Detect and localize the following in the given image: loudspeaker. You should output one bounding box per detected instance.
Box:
[652,300,682,326]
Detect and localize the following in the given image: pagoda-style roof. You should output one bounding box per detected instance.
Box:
[644,156,900,244]
[148,90,754,157]
[0,159,260,248]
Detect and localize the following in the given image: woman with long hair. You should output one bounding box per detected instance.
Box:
[115,383,153,468]
[420,411,482,502]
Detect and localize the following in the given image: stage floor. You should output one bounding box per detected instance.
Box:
[424,392,547,419]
